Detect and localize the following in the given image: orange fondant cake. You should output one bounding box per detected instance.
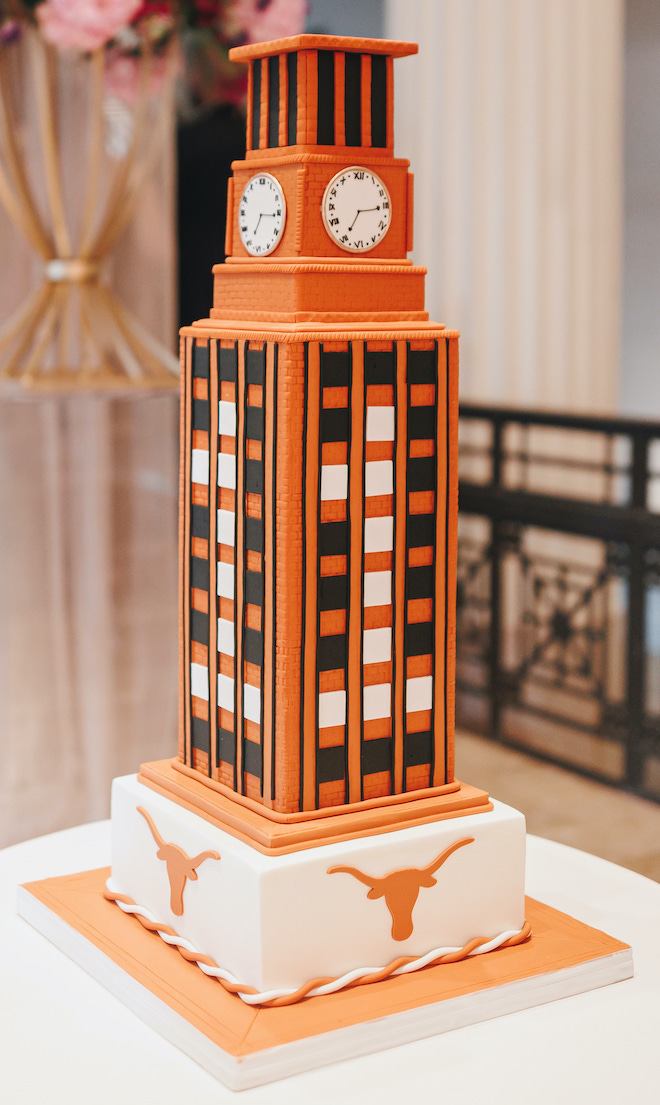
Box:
[20,37,630,1087]
[102,33,531,1004]
[100,34,534,1006]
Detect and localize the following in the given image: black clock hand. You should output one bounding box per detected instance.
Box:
[348,206,380,232]
[253,212,277,234]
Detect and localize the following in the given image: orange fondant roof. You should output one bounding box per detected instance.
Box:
[229,35,418,63]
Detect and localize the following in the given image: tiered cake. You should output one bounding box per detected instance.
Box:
[105,33,530,1003]
[18,36,633,1090]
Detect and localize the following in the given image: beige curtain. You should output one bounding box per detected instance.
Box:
[0,72,179,847]
[386,0,624,411]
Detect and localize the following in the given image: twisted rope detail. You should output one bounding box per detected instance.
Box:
[103,879,532,1007]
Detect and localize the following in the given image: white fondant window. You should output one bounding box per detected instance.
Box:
[217,452,236,489]
[190,662,209,701]
[406,675,433,712]
[217,618,234,656]
[363,570,392,607]
[191,449,210,486]
[320,464,349,501]
[217,509,236,547]
[318,689,347,728]
[363,627,392,664]
[363,682,392,721]
[243,683,262,724]
[366,405,395,441]
[365,460,393,498]
[217,673,235,711]
[364,515,393,553]
[216,561,235,598]
[218,400,236,437]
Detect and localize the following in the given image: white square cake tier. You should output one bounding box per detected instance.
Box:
[109,774,526,996]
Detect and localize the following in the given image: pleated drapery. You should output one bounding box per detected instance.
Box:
[0,47,179,847]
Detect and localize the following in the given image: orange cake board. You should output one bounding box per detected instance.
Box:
[18,868,632,1092]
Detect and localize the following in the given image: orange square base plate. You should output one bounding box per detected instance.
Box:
[17,868,632,1091]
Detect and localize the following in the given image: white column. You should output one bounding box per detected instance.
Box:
[386,0,624,411]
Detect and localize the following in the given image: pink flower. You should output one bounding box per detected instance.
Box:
[37,0,143,52]
[231,0,307,45]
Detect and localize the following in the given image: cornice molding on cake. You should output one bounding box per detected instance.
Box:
[229,34,418,62]
[219,259,422,272]
[235,151,411,168]
[184,321,455,344]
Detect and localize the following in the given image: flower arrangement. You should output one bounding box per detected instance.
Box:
[0,0,307,110]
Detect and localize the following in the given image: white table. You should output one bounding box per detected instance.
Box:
[0,822,658,1104]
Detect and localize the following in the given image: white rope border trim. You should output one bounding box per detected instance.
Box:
[105,877,530,1007]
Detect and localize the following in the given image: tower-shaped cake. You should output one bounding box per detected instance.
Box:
[107,35,528,1002]
[179,34,488,815]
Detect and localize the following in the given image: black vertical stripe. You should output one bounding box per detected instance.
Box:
[344,52,362,146]
[287,52,297,145]
[370,54,387,147]
[251,59,261,150]
[317,50,335,145]
[317,346,352,804]
[271,345,278,800]
[267,55,280,148]
[403,343,438,788]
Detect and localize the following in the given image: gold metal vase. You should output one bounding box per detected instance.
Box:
[0,29,179,391]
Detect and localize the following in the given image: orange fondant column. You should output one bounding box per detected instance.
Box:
[180,335,193,765]
[274,340,305,814]
[302,342,320,810]
[444,334,460,783]
[262,342,277,805]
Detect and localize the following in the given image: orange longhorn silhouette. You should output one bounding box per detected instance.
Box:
[137,806,220,917]
[328,837,474,941]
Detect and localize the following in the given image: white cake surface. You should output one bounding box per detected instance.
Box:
[110,774,526,994]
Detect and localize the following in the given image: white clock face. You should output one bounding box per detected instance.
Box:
[321,167,392,253]
[238,173,286,256]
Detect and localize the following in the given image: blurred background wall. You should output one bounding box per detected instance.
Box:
[622,0,660,416]
[3,0,660,846]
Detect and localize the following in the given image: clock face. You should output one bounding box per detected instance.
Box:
[321,167,392,253]
[238,173,286,256]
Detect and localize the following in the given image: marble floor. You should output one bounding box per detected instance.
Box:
[456,730,660,882]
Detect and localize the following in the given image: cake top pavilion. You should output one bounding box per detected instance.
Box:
[229,35,417,157]
[212,34,426,317]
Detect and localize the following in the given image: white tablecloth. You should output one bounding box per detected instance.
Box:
[1,822,658,1103]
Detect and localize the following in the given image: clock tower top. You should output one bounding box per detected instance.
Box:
[211,34,428,325]
[229,35,417,155]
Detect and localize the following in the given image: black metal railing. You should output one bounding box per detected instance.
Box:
[457,403,660,803]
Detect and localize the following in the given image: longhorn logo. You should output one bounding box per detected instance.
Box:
[137,806,220,917]
[328,836,474,941]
